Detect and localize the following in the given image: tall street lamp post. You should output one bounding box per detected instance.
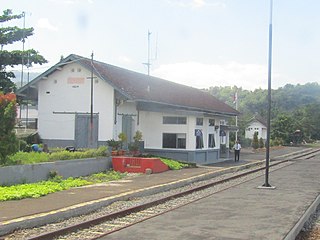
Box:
[262,0,274,188]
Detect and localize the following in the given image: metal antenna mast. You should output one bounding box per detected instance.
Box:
[143,30,152,75]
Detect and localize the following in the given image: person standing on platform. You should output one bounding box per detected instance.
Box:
[233,140,241,162]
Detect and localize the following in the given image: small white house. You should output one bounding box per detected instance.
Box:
[245,114,267,140]
[17,54,239,164]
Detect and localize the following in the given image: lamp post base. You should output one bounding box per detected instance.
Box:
[257,185,276,190]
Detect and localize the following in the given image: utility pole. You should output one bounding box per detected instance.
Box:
[19,11,26,122]
[90,52,94,147]
[26,53,30,130]
[234,90,238,141]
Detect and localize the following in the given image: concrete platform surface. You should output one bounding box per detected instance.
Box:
[103,156,320,240]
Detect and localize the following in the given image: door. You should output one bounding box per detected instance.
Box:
[75,114,99,149]
[122,115,133,149]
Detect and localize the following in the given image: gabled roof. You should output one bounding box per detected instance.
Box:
[17,54,239,116]
[247,113,267,127]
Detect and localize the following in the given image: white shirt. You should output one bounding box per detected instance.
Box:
[234,143,241,150]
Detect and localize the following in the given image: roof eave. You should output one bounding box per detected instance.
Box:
[136,99,239,117]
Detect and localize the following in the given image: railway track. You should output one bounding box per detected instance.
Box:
[3,148,320,240]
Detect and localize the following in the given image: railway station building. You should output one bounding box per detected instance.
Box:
[17,54,239,164]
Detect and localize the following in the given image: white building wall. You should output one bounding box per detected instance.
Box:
[38,63,114,141]
[139,111,223,150]
[245,120,267,140]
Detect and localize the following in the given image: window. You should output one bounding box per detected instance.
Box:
[209,119,215,126]
[220,120,225,125]
[163,133,186,149]
[208,134,215,148]
[195,129,204,149]
[163,116,187,124]
[196,118,203,126]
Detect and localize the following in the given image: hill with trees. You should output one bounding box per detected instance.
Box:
[207,82,320,145]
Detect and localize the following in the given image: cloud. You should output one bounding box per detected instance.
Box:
[166,0,226,9]
[118,55,132,64]
[49,0,94,4]
[36,18,58,31]
[152,61,286,90]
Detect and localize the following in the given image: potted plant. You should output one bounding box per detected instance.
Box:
[118,132,127,155]
[128,142,139,156]
[106,139,120,156]
[129,131,143,156]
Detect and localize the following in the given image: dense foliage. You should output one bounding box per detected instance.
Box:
[0,93,18,164]
[0,9,47,93]
[208,83,320,144]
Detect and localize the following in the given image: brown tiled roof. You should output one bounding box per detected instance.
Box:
[75,54,238,116]
[18,54,238,116]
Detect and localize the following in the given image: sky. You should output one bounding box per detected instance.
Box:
[1,0,320,90]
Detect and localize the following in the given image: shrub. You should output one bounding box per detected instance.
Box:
[7,146,109,165]
[160,158,189,170]
[0,93,18,165]
[107,139,120,150]
[8,151,49,165]
[259,137,265,148]
[270,137,283,146]
[252,132,259,149]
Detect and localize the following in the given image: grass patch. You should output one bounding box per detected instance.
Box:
[0,170,124,201]
[159,157,191,170]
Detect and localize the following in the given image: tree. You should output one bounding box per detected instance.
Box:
[0,9,47,93]
[0,93,18,164]
[271,114,296,144]
[259,137,264,149]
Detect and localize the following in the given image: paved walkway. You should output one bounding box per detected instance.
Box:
[0,146,317,238]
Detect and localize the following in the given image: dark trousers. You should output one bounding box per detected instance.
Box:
[234,150,240,161]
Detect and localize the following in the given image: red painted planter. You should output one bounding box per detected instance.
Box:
[112,156,169,173]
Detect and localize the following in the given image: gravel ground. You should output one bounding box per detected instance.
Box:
[296,205,320,240]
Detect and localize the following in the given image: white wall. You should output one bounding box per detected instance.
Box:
[139,111,223,150]
[38,63,114,141]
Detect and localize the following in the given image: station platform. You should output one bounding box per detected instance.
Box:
[0,147,318,239]
[103,153,320,240]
